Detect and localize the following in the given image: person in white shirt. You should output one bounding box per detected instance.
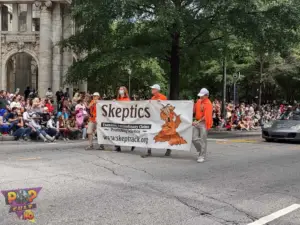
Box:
[45,88,54,100]
[29,114,55,142]
[46,113,59,138]
[10,96,22,109]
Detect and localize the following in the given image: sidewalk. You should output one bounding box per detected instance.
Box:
[209,128,262,139]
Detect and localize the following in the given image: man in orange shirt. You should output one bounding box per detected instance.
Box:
[142,84,171,157]
[85,92,104,150]
[193,88,213,163]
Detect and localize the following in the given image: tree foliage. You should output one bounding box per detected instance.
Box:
[63,0,300,102]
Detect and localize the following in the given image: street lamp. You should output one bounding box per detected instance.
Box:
[232,72,240,105]
[127,68,132,97]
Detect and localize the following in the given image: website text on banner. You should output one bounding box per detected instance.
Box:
[97,100,194,151]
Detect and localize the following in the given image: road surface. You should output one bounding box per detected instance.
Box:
[1,137,300,225]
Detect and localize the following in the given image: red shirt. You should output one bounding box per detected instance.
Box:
[45,103,54,113]
[194,98,213,130]
[151,93,167,100]
[117,96,130,101]
[89,100,97,123]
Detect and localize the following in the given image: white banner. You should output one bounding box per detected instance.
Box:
[97,100,193,151]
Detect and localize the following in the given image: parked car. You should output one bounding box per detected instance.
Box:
[262,111,300,142]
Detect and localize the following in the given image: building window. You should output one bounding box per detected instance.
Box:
[32,4,40,31]
[1,4,13,31]
[18,4,27,32]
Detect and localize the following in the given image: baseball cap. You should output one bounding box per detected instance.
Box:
[93,92,100,96]
[31,113,40,119]
[198,88,209,97]
[150,84,161,90]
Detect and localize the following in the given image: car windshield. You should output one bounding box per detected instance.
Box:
[280,111,300,120]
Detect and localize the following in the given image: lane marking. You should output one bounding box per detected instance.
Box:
[208,138,228,141]
[209,138,258,143]
[229,139,258,143]
[18,157,41,161]
[248,204,300,225]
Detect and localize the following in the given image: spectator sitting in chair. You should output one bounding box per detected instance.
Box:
[41,107,51,127]
[46,112,59,139]
[12,110,31,141]
[67,114,81,140]
[0,109,12,134]
[29,114,55,142]
[7,107,20,132]
[56,113,69,141]
[44,98,54,113]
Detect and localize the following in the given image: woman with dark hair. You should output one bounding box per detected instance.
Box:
[114,86,135,152]
[56,113,69,141]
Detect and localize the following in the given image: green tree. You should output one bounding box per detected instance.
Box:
[230,0,300,106]
[63,0,300,102]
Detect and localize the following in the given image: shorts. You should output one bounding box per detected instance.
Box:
[87,122,97,134]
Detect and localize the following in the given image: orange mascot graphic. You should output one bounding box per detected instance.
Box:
[154,104,187,145]
[23,210,35,222]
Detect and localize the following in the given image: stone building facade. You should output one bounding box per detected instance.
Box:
[0,0,87,96]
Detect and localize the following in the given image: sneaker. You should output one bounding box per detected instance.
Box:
[197,156,205,163]
[97,145,105,150]
[85,145,94,150]
[141,153,152,158]
[66,138,70,141]
[165,149,171,156]
[141,149,152,158]
[114,147,121,152]
[131,147,135,151]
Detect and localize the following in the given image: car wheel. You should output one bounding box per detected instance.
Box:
[265,138,273,142]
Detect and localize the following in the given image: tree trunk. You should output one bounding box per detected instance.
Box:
[169,31,180,100]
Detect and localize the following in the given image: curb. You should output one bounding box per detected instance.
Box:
[208,132,261,139]
[0,136,15,141]
[0,141,88,152]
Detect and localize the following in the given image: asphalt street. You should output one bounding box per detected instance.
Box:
[1,136,300,225]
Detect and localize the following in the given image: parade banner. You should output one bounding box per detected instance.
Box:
[97,100,193,151]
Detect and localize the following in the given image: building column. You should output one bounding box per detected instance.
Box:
[38,1,52,97]
[52,2,62,93]
[26,3,32,32]
[12,3,18,32]
[62,5,73,95]
[0,5,2,90]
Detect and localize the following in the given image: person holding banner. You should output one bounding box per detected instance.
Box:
[85,92,105,150]
[192,88,213,163]
[114,86,135,152]
[142,84,171,158]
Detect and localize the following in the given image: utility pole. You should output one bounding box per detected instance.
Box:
[222,55,227,119]
[128,68,132,97]
[233,72,240,106]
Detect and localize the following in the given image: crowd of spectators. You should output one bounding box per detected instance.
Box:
[212,100,299,131]
[0,88,90,141]
[1,86,299,141]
